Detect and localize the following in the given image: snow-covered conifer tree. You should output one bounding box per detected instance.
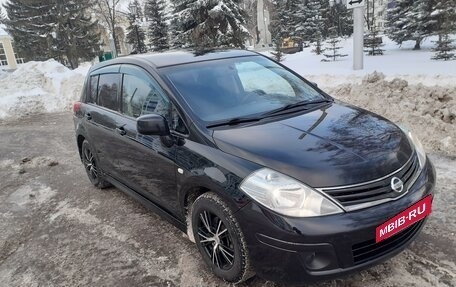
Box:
[301,0,324,46]
[322,27,347,61]
[385,0,413,46]
[3,0,54,61]
[145,0,169,51]
[170,0,250,49]
[270,0,287,62]
[4,0,100,68]
[431,0,456,61]
[386,0,434,49]
[286,0,304,39]
[364,26,384,56]
[327,2,352,37]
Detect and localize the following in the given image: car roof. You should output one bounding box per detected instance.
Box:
[91,49,260,72]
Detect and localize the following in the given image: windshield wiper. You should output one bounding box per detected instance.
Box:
[262,99,333,116]
[206,116,262,128]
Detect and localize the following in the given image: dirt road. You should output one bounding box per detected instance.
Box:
[0,112,455,287]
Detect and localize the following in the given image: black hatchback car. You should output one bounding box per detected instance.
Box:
[73,50,435,284]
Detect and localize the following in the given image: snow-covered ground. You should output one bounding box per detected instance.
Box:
[267,36,456,87]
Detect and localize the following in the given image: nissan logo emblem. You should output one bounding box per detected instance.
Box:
[391,177,404,193]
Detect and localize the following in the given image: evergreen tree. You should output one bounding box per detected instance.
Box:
[53,0,101,68]
[126,0,147,54]
[287,0,304,39]
[3,0,100,68]
[431,7,456,61]
[432,33,456,61]
[145,0,169,51]
[405,0,435,50]
[386,0,434,49]
[320,0,331,38]
[322,27,347,61]
[271,38,285,62]
[170,0,250,49]
[364,26,384,56]
[270,0,287,42]
[386,0,412,46]
[0,10,6,24]
[3,0,53,61]
[270,0,287,62]
[430,0,456,36]
[327,2,352,37]
[301,0,324,46]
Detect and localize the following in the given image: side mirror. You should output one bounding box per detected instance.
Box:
[311,82,318,88]
[137,114,170,136]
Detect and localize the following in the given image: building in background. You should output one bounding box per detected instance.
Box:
[0,25,23,70]
[365,0,388,31]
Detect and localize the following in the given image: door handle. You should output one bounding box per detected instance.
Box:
[115,126,127,136]
[85,113,92,120]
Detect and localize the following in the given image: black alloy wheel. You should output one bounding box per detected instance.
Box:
[197,210,235,270]
[81,140,111,189]
[192,193,254,283]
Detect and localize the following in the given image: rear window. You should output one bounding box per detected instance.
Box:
[97,73,121,111]
[87,75,99,103]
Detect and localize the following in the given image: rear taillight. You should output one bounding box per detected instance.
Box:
[73,102,81,114]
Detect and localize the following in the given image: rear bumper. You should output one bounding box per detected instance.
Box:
[236,158,436,284]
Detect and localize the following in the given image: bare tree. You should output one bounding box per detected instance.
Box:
[94,0,122,57]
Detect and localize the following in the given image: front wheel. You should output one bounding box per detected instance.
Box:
[191,193,254,283]
[81,140,111,189]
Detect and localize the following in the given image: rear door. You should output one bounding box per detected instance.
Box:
[83,65,124,177]
[114,64,180,214]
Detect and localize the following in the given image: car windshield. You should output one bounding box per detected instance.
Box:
[162,55,327,123]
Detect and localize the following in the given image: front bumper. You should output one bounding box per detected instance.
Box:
[236,158,436,284]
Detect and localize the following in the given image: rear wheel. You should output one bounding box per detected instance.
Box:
[81,140,111,189]
[191,193,254,283]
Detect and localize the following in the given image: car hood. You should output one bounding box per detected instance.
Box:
[212,102,413,187]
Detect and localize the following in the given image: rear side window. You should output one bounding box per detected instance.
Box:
[87,75,99,103]
[98,73,121,111]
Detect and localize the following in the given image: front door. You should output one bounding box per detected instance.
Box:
[114,65,179,214]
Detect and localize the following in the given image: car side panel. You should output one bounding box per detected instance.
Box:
[114,116,180,216]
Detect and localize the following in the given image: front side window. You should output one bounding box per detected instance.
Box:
[122,74,170,118]
[163,56,325,122]
[98,73,121,111]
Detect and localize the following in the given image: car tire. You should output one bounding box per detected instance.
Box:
[81,140,111,189]
[191,192,254,283]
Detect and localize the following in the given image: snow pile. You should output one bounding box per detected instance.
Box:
[0,60,90,119]
[327,72,456,155]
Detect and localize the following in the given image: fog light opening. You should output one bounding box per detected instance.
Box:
[304,251,332,271]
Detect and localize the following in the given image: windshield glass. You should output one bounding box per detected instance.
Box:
[162,55,327,123]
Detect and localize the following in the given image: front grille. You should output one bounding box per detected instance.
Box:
[352,220,424,265]
[321,153,420,208]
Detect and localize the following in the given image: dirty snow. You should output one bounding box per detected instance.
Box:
[0,60,90,119]
[327,72,456,155]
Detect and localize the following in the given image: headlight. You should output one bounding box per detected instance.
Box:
[399,126,426,169]
[240,168,343,217]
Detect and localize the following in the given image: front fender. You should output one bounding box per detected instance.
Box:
[175,140,260,217]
